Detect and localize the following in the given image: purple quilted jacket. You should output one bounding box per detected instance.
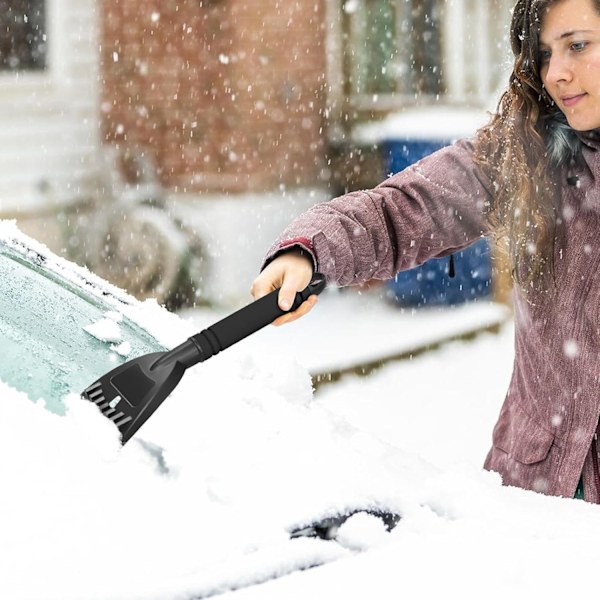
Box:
[264,133,600,502]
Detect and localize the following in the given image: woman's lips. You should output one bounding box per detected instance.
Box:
[562,93,586,107]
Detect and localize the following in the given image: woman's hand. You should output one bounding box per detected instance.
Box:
[250,250,317,326]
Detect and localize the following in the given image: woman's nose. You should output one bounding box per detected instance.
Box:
[545,53,573,84]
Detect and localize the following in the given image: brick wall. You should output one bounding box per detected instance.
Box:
[100,0,329,194]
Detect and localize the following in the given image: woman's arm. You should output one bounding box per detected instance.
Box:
[251,137,494,320]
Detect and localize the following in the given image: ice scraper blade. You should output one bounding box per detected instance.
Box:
[81,273,326,444]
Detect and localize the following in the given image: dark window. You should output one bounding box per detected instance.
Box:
[343,0,443,102]
[0,0,46,71]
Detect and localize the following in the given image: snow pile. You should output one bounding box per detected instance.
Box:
[216,327,600,600]
[84,315,123,343]
[0,274,423,600]
[84,312,133,355]
[335,512,391,551]
[3,221,600,599]
[2,305,600,600]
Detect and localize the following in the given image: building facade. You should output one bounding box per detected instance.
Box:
[0,0,515,304]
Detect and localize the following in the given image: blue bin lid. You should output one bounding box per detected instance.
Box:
[352,107,490,146]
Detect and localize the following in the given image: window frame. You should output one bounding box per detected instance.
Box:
[0,0,64,91]
[346,0,443,106]
[325,0,514,121]
[0,0,48,73]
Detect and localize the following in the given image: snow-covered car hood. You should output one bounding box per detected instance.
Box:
[0,221,420,599]
[5,221,600,600]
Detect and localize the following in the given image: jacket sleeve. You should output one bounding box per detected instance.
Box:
[263,138,494,287]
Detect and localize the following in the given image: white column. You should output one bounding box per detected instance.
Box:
[324,0,346,141]
[474,0,491,102]
[442,0,467,101]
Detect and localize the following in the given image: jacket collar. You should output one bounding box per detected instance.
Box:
[575,128,600,151]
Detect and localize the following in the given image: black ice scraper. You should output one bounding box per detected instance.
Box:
[82,273,326,444]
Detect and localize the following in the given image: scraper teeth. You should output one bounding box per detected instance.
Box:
[81,379,134,438]
[83,381,102,397]
[82,384,108,408]
[114,415,133,428]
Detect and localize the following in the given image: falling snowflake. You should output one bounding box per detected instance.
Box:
[563,340,579,359]
[343,0,359,14]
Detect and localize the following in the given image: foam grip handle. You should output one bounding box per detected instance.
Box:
[189,273,326,360]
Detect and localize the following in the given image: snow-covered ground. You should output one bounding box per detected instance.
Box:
[180,287,509,377]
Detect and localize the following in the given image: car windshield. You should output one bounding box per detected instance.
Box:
[0,242,165,415]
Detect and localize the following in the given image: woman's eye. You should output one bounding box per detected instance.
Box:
[539,49,551,64]
[571,41,588,52]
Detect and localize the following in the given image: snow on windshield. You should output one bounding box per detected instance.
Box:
[84,313,125,343]
[0,225,165,414]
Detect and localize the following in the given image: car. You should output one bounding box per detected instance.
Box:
[6,221,600,600]
[0,220,404,600]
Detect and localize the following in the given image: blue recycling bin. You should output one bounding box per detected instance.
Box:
[382,138,492,307]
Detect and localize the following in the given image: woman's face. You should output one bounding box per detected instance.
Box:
[539,0,600,130]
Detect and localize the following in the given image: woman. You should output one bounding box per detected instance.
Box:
[251,0,600,502]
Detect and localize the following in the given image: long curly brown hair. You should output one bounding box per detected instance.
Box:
[474,0,599,294]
